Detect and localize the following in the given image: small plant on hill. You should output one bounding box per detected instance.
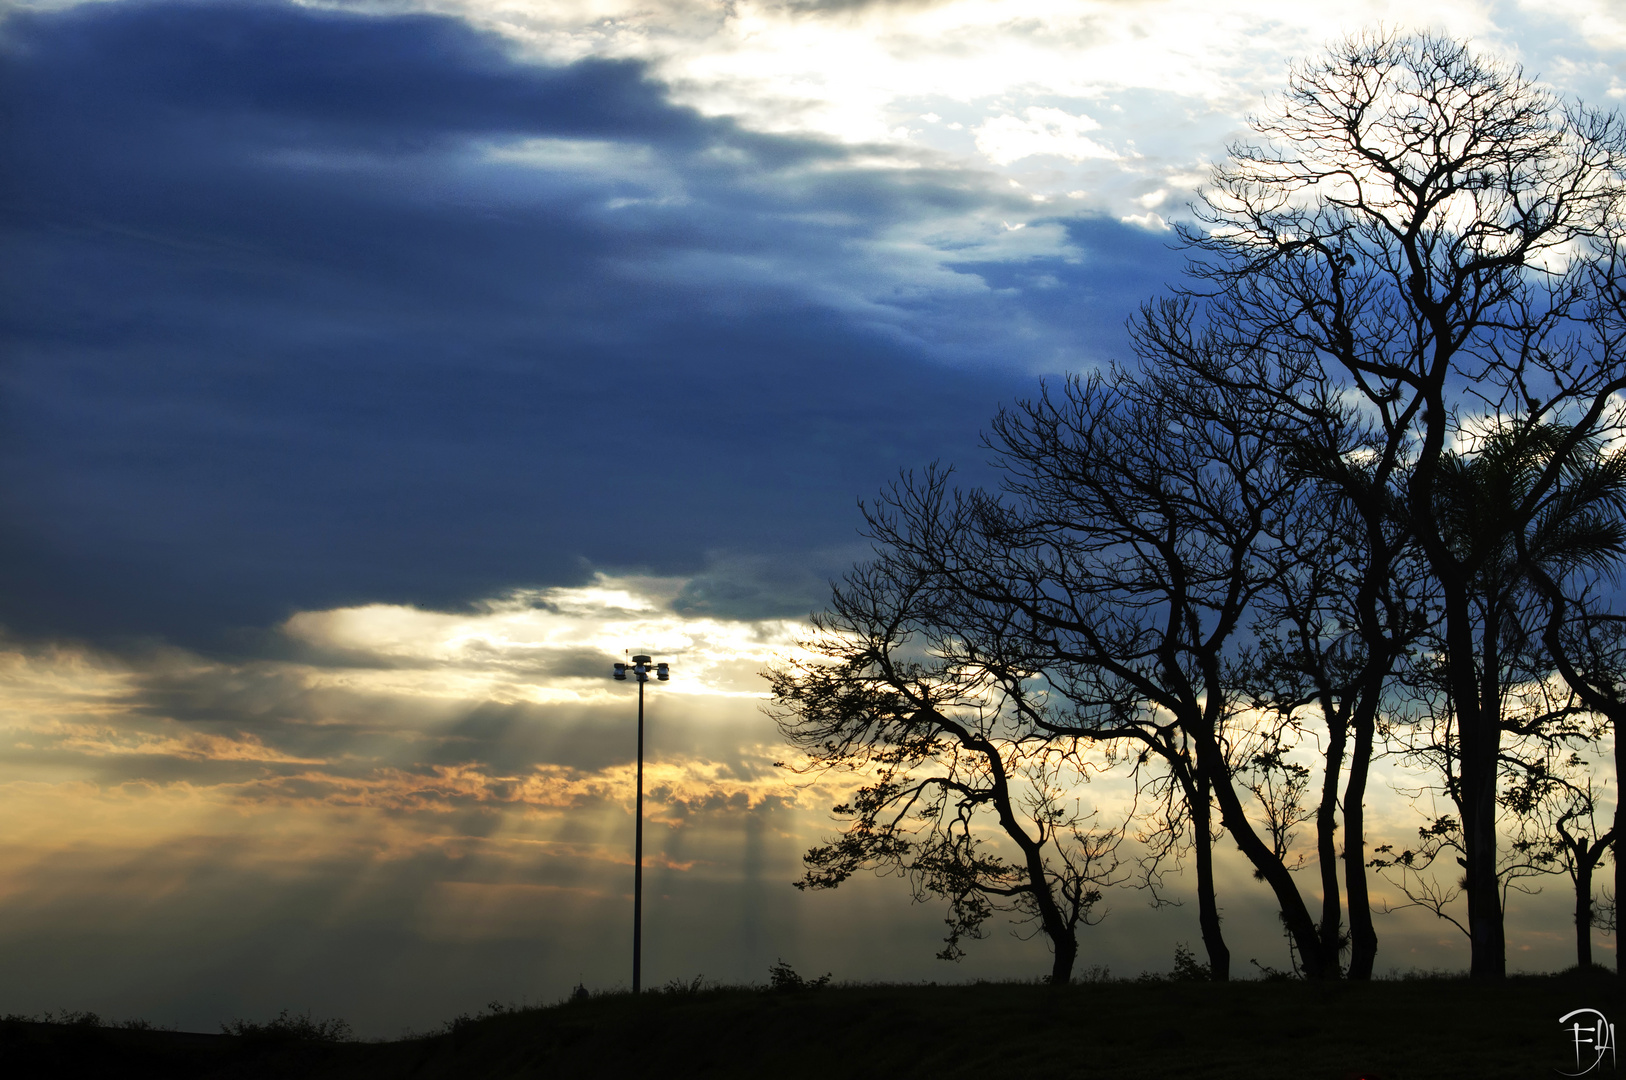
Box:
[1135,944,1210,983]
[442,999,531,1037]
[41,1010,102,1027]
[768,959,830,992]
[1171,944,1210,982]
[222,1008,353,1043]
[1248,958,1296,982]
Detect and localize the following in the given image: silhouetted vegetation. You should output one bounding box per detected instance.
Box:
[221,1008,354,1043]
[767,959,831,992]
[2,971,1615,1078]
[1185,30,1626,982]
[771,28,1625,984]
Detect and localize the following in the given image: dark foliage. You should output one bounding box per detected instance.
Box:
[767,960,832,992]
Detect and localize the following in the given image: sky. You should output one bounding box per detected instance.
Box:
[0,0,1621,1037]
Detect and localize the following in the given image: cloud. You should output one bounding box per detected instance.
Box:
[1521,0,1626,53]
[1119,211,1170,231]
[3,0,1198,649]
[0,572,818,808]
[4,0,1615,1031]
[1,569,1611,1032]
[0,577,900,1029]
[348,0,1543,214]
[973,107,1121,166]
[280,572,809,702]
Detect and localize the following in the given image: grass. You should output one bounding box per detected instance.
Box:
[2,968,1618,1079]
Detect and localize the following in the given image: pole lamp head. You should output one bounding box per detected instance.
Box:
[656,662,670,682]
[613,662,627,681]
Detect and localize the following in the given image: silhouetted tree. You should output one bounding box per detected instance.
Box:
[1135,297,1424,980]
[1230,483,1423,979]
[839,352,1377,978]
[1371,659,1585,943]
[1503,757,1616,969]
[777,29,1626,984]
[1522,583,1626,973]
[768,547,1125,985]
[1368,421,1625,967]
[1185,30,1626,978]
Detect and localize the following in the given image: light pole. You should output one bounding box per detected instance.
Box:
[612,653,668,994]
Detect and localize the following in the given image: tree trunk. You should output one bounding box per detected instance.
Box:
[1459,712,1506,979]
[1528,554,1623,977]
[1011,824,1076,984]
[1316,705,1349,976]
[1343,697,1379,979]
[1440,578,1506,980]
[1192,727,1331,978]
[1574,849,1594,970]
[975,724,1079,986]
[1192,770,1230,981]
[1049,928,1078,985]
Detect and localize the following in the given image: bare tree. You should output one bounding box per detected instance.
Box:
[1520,584,1626,973]
[1370,652,1590,943]
[1503,752,1617,970]
[1232,488,1424,979]
[1369,420,1625,970]
[776,30,1626,985]
[841,350,1385,978]
[1185,31,1626,978]
[1136,297,1424,979]
[768,550,1125,985]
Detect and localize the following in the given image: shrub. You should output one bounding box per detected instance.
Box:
[222,1008,353,1043]
[767,959,830,992]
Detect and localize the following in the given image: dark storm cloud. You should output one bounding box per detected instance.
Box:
[0,0,1182,653]
[668,546,869,620]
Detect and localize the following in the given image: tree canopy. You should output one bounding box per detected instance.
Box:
[771,30,1625,982]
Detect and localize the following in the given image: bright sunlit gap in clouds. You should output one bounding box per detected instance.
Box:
[282,573,809,704]
[0,573,815,843]
[333,0,1626,225]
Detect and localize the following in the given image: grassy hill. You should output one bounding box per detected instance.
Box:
[4,970,1618,1079]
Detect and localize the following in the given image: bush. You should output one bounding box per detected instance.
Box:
[222,1008,353,1043]
[1171,944,1210,982]
[1136,944,1211,983]
[767,959,830,992]
[40,1010,102,1027]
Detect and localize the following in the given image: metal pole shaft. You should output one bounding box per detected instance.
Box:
[633,676,644,995]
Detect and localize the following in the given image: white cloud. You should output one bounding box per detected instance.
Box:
[1519,0,1626,52]
[48,0,1626,222]
[973,107,1120,166]
[1119,210,1170,231]
[269,0,1538,220]
[283,572,807,704]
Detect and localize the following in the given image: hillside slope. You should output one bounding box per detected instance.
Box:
[4,972,1617,1079]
